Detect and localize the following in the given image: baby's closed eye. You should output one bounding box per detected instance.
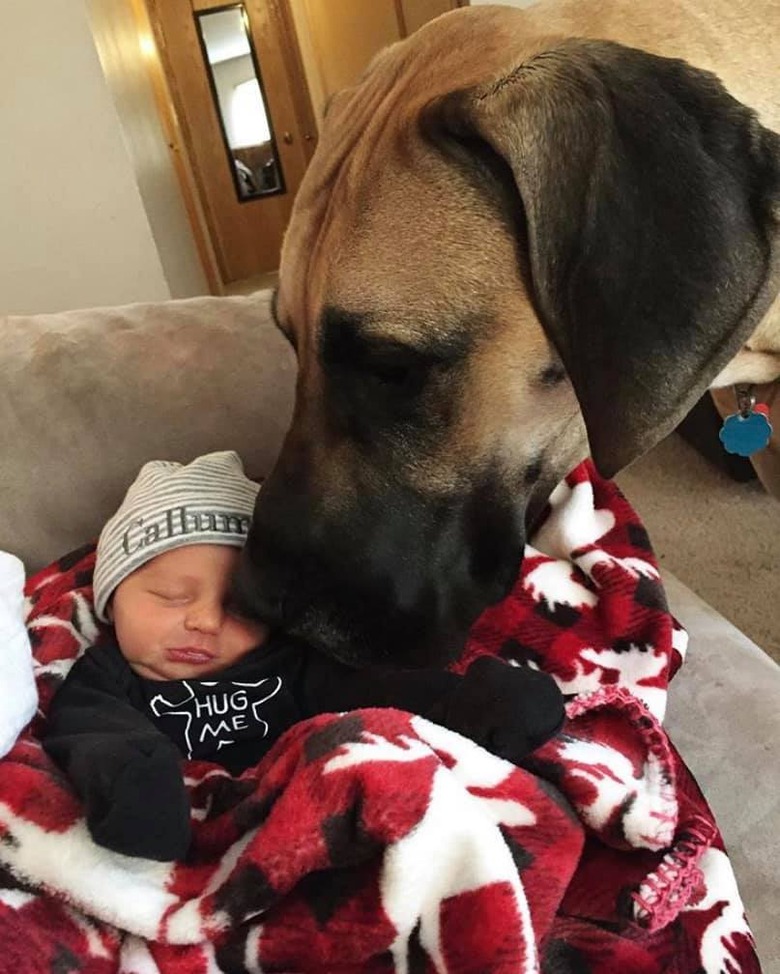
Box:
[148,589,191,604]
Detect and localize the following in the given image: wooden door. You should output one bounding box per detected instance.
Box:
[147,0,317,283]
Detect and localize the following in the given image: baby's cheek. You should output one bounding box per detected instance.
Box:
[154,612,190,644]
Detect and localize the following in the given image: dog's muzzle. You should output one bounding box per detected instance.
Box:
[232,465,526,668]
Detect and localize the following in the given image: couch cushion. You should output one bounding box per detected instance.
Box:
[664,572,780,970]
[0,292,295,570]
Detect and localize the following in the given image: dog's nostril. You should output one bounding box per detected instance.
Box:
[229,577,255,619]
[230,560,281,625]
[524,457,544,486]
[538,363,567,387]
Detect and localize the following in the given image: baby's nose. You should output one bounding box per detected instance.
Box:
[183,598,223,634]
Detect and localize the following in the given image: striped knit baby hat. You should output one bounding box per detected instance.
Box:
[93,451,260,621]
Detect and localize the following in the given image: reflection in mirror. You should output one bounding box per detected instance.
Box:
[196,5,285,201]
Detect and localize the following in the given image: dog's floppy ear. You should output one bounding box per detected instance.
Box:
[429,40,780,476]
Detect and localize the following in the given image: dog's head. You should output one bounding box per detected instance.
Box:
[235,9,780,667]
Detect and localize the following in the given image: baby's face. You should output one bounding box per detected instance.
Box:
[111,545,268,681]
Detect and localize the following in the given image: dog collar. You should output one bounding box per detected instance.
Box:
[719,383,773,457]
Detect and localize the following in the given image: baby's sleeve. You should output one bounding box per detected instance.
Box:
[43,648,191,861]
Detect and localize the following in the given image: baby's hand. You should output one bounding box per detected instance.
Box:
[87,740,191,861]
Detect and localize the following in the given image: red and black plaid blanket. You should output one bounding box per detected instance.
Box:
[0,462,760,973]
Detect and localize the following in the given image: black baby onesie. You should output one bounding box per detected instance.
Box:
[43,635,564,861]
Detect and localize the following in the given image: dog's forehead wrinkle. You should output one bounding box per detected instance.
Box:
[319,301,490,356]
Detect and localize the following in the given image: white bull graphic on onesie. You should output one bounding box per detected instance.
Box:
[149,677,283,758]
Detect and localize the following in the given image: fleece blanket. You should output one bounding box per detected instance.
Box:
[0,462,760,973]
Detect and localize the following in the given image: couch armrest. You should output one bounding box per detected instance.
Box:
[664,572,780,969]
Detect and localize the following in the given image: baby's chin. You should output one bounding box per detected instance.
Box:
[128,658,225,682]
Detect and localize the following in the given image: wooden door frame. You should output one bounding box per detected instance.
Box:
[141,0,317,292]
[131,0,224,293]
[393,0,469,38]
[393,0,408,36]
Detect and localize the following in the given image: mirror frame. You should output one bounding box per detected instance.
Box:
[194,2,287,204]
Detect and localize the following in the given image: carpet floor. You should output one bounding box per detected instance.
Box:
[617,434,779,663]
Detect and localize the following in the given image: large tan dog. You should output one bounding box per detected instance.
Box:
[235,2,780,667]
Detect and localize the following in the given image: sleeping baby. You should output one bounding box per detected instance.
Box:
[43,451,564,861]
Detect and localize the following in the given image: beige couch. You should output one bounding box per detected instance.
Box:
[1,292,778,967]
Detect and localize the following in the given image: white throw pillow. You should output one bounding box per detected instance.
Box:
[0,552,37,756]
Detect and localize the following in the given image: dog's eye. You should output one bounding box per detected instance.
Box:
[321,318,429,393]
[363,354,425,391]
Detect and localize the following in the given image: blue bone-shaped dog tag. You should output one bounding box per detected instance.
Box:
[719,409,773,457]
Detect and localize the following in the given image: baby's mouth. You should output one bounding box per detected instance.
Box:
[165,647,216,665]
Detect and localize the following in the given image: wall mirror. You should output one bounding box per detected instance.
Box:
[196,5,285,201]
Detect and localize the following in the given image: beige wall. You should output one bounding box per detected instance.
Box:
[0,1,172,314]
[86,0,208,300]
